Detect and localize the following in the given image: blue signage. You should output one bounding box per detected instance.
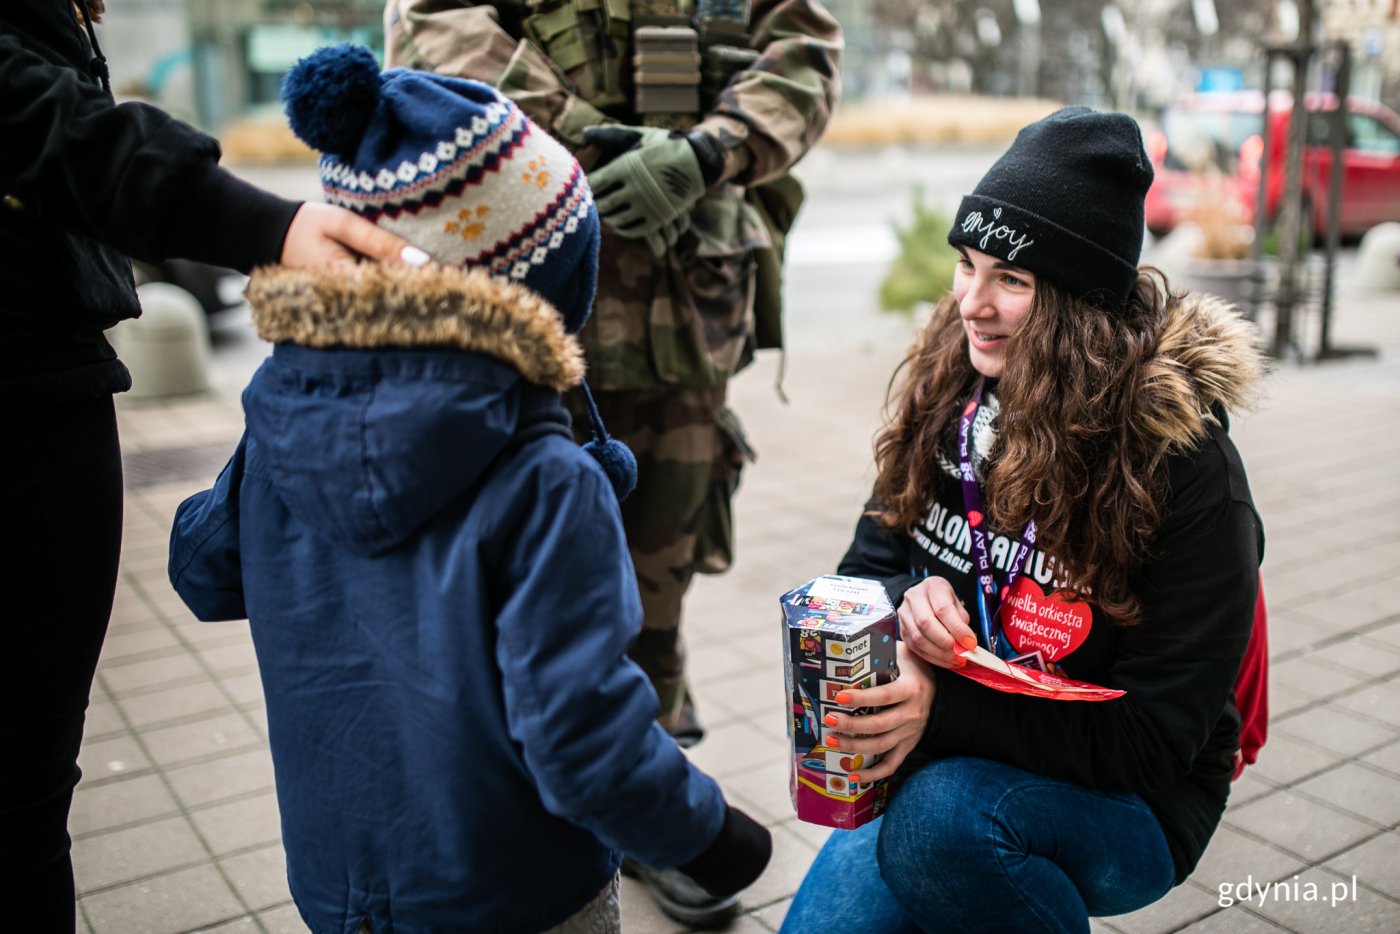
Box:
[1198,67,1246,92]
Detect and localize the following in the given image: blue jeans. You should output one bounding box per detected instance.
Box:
[780,757,1175,934]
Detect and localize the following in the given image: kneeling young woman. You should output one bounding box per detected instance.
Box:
[781,108,1265,934]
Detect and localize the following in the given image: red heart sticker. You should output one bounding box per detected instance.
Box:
[968,510,984,528]
[999,578,1092,662]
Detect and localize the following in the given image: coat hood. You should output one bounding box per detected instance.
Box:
[1130,291,1266,457]
[241,263,584,555]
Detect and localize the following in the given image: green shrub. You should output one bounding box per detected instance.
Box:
[879,189,959,313]
[1259,220,1311,257]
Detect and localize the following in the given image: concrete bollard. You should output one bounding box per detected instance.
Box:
[107,282,211,398]
[1354,222,1400,292]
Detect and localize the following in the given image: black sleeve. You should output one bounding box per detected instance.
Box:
[837,499,920,607]
[922,448,1262,794]
[0,31,300,272]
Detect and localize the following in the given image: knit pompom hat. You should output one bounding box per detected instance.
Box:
[281,44,635,499]
[947,106,1154,311]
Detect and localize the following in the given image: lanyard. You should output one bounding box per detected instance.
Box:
[957,378,1038,659]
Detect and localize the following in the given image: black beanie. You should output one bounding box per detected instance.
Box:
[947,106,1154,311]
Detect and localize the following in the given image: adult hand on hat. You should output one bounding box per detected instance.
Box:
[584,125,707,257]
[280,203,430,269]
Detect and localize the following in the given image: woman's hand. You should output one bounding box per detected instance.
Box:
[280,203,430,269]
[898,576,977,669]
[821,643,936,783]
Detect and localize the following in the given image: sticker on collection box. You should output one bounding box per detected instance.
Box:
[825,655,869,680]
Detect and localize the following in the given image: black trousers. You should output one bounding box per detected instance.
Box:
[0,396,123,932]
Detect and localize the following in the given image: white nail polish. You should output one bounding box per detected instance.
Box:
[400,246,430,267]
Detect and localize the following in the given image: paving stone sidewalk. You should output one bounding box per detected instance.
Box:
[73,272,1400,933]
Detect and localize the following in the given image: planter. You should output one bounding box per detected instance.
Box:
[1176,256,1282,313]
[1178,258,1260,307]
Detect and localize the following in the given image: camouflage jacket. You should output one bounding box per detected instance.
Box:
[384,0,842,390]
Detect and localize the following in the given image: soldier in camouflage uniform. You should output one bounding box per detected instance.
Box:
[384,0,842,750]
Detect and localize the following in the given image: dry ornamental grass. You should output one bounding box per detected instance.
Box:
[1188,170,1253,260]
[821,95,1063,148]
[220,118,319,166]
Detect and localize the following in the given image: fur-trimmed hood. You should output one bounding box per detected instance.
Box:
[246,263,585,390]
[1131,291,1266,455]
[238,263,584,555]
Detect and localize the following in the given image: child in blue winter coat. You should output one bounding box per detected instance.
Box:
[168,46,770,934]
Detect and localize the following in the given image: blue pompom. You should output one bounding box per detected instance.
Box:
[584,437,638,501]
[282,44,382,157]
[575,379,635,499]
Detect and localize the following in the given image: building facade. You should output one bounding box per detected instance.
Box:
[1323,0,1400,103]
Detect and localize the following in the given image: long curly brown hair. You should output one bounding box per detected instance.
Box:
[872,268,1182,626]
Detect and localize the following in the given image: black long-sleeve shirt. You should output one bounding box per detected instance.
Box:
[1,0,299,404]
[839,418,1263,883]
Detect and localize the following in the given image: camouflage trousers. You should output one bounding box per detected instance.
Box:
[571,384,753,730]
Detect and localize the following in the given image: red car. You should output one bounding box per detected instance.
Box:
[1143,90,1400,239]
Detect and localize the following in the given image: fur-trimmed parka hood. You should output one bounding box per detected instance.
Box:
[1130,291,1266,455]
[238,263,585,555]
[246,263,585,390]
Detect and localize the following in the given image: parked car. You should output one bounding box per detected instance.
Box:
[1143,90,1400,239]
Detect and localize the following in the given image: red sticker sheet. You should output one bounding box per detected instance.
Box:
[950,645,1125,702]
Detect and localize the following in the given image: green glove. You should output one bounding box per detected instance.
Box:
[645,213,693,258]
[584,125,706,256]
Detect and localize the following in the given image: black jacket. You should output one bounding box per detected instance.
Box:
[840,294,1266,884]
[0,0,300,405]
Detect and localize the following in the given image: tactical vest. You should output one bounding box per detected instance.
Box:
[521,0,753,124]
[522,0,798,352]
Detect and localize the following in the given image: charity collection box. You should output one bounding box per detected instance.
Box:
[779,575,899,829]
